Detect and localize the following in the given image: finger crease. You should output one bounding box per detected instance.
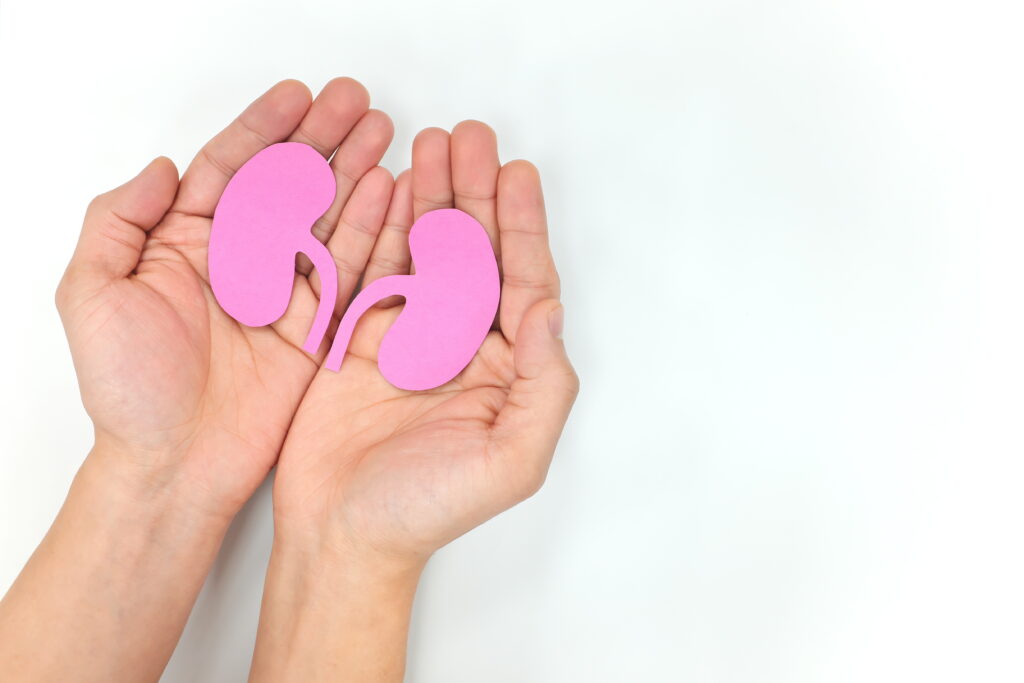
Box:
[339,215,380,237]
[502,274,557,290]
[368,253,408,272]
[294,126,332,154]
[381,220,412,235]
[198,147,237,180]
[237,115,275,149]
[499,225,549,236]
[332,253,365,276]
[333,164,364,187]
[414,195,454,210]
[455,189,497,202]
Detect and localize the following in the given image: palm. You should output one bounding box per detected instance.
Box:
[146,211,315,443]
[275,308,518,555]
[71,211,316,504]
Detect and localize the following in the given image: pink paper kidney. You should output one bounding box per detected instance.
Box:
[325,208,499,391]
[208,142,338,353]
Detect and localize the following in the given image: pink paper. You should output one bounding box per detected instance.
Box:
[208,142,337,354]
[325,208,499,391]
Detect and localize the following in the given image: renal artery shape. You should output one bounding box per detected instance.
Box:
[209,143,500,391]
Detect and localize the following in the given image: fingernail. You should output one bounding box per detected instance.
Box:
[548,305,564,339]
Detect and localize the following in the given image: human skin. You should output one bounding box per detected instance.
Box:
[249,121,579,681]
[0,78,395,682]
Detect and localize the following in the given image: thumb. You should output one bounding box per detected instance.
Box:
[64,156,179,288]
[491,298,580,498]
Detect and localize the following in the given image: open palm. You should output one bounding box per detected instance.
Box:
[273,122,578,560]
[57,79,395,516]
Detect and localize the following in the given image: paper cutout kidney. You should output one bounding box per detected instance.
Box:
[324,208,499,391]
[208,142,338,354]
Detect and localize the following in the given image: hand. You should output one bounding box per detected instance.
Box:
[273,120,579,565]
[250,120,578,682]
[56,78,395,518]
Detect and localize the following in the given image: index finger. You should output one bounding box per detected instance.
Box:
[172,80,313,217]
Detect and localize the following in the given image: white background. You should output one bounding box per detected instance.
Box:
[1,0,1023,680]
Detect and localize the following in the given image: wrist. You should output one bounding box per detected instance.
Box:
[84,434,238,533]
[250,532,423,682]
[271,503,432,579]
[269,527,426,596]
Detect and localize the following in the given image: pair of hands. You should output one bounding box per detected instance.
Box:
[57,78,578,583]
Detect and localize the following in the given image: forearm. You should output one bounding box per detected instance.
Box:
[0,444,233,682]
[249,533,423,682]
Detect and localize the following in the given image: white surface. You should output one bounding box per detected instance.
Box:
[1,0,1023,680]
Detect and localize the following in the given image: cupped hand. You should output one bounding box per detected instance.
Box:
[272,121,579,566]
[56,78,395,517]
